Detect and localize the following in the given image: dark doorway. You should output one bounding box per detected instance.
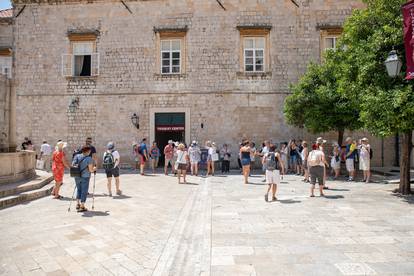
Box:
[155,112,185,165]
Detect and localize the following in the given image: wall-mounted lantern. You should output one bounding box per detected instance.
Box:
[131,113,139,129]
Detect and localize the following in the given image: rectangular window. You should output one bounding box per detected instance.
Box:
[243,37,265,72]
[161,39,181,74]
[320,28,342,60]
[324,37,338,51]
[62,38,99,77]
[0,56,12,79]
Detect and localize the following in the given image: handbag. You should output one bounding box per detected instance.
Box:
[36,159,44,170]
[70,156,87,177]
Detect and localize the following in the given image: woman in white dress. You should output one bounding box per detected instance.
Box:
[330,143,341,180]
[359,138,371,183]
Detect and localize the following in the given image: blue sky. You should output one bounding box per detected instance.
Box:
[0,0,12,10]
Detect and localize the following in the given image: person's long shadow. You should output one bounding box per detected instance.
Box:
[181,182,199,186]
[82,210,110,217]
[112,194,132,199]
[326,188,350,192]
[323,195,344,199]
[277,199,301,204]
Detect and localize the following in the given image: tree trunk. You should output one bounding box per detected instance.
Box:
[399,131,412,195]
[337,129,344,146]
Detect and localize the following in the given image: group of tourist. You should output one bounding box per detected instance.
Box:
[22,134,372,210]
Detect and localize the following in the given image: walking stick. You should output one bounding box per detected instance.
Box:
[92,171,96,210]
[67,184,77,212]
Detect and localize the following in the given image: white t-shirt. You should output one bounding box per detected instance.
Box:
[308,150,325,167]
[208,147,215,156]
[176,150,188,164]
[40,143,52,155]
[103,150,120,168]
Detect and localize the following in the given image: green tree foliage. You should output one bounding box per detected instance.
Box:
[284,50,361,144]
[338,0,414,136]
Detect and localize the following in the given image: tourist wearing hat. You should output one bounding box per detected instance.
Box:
[345,137,357,181]
[330,142,342,180]
[164,140,175,175]
[359,138,371,183]
[51,141,70,199]
[188,141,201,176]
[103,142,121,196]
[72,145,96,212]
[176,143,189,184]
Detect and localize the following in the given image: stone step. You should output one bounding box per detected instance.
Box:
[0,170,54,198]
[0,170,55,209]
[0,182,54,209]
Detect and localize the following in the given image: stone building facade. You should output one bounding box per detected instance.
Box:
[11,0,396,167]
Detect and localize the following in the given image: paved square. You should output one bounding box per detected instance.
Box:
[0,171,413,275]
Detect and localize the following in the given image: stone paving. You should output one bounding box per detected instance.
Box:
[0,170,413,276]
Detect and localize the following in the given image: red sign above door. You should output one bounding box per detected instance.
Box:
[156,125,185,132]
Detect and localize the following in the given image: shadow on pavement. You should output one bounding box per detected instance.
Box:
[112,194,132,199]
[181,182,199,186]
[391,192,414,204]
[326,188,350,192]
[82,210,110,217]
[323,195,344,199]
[277,199,301,204]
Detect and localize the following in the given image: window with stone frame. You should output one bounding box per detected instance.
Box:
[62,34,99,77]
[0,49,12,79]
[243,37,265,72]
[320,28,342,56]
[238,27,271,74]
[161,39,181,74]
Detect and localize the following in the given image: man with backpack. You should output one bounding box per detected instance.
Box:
[262,144,284,202]
[308,142,327,197]
[103,142,121,196]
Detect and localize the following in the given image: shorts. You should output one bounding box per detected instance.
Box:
[165,158,174,166]
[139,154,147,163]
[266,169,280,185]
[346,159,355,172]
[105,167,120,178]
[309,166,324,186]
[241,158,251,166]
[331,158,341,170]
[177,163,187,171]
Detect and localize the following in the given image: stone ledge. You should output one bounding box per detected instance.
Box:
[236,71,272,80]
[153,73,187,81]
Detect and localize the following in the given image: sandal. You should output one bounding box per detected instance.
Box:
[76,204,81,210]
[310,195,315,197]
[264,194,268,202]
[53,195,63,199]
[272,197,277,201]
[78,206,88,212]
